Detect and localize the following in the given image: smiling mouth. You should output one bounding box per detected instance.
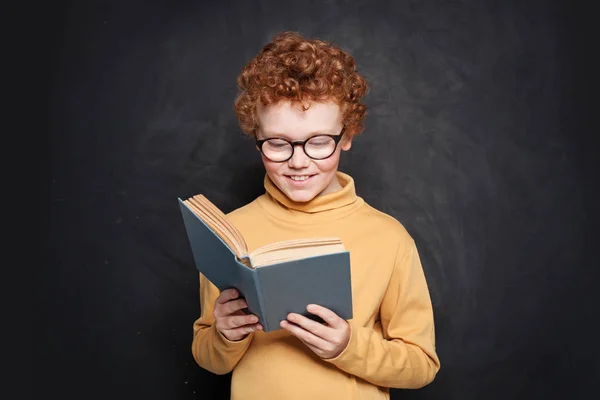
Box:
[286,175,315,182]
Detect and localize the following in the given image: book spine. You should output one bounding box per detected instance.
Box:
[252,268,269,332]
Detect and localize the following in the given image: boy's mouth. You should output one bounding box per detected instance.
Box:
[288,175,312,181]
[285,174,316,184]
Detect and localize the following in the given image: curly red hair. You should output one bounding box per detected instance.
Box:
[234,31,368,138]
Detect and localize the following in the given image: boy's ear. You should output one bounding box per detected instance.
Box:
[341,135,353,151]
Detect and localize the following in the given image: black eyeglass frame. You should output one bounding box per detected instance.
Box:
[255,127,346,162]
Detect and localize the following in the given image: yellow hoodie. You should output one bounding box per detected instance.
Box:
[191,172,440,399]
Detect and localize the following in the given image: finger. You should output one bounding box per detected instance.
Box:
[222,298,248,315]
[237,323,263,335]
[221,323,263,341]
[280,320,330,350]
[214,298,247,318]
[223,314,260,330]
[216,288,240,304]
[306,304,345,328]
[301,341,323,356]
[286,313,331,339]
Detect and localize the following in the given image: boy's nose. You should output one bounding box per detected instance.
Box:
[287,144,311,168]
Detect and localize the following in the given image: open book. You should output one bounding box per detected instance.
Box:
[182,194,346,268]
[178,194,353,332]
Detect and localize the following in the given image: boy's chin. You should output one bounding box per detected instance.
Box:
[284,189,319,203]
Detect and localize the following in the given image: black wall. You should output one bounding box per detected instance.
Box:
[44,0,598,399]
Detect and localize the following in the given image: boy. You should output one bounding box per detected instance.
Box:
[191,31,440,400]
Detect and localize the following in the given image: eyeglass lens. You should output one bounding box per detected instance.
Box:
[262,136,337,161]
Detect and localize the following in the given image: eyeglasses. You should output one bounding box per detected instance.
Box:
[255,127,346,162]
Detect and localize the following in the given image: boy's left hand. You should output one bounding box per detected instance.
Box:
[280,304,350,359]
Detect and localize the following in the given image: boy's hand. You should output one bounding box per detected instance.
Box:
[214,288,262,341]
[280,304,350,359]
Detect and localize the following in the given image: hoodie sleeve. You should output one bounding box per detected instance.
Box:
[325,240,441,388]
[191,273,255,375]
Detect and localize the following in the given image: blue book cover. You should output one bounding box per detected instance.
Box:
[178,198,353,332]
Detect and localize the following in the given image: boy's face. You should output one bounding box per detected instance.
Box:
[255,100,352,203]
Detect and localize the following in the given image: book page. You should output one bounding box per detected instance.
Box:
[250,237,342,257]
[193,196,248,254]
[183,195,248,258]
[184,198,238,253]
[251,242,346,267]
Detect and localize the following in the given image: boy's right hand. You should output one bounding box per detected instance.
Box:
[214,288,263,341]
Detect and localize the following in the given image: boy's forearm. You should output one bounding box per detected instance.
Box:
[192,322,254,375]
[324,322,440,388]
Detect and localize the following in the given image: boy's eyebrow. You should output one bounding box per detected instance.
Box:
[259,128,338,139]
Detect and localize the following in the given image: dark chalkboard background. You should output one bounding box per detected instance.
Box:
[44,0,598,399]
